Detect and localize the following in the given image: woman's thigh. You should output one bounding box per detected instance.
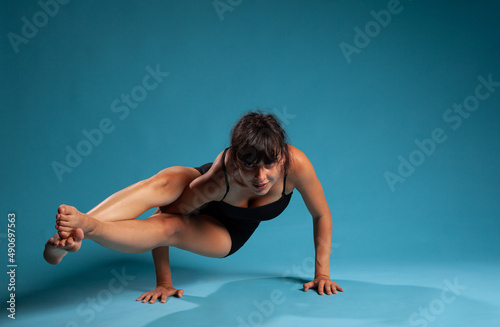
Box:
[165,213,232,258]
[154,166,201,201]
[87,166,201,222]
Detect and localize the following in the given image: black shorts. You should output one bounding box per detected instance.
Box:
[193,163,259,257]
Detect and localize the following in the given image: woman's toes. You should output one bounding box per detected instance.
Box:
[74,228,84,241]
[58,213,70,222]
[56,227,71,237]
[59,230,71,239]
[58,204,66,214]
[58,204,75,217]
[62,204,76,215]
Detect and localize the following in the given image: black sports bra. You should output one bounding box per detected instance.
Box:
[198,148,293,222]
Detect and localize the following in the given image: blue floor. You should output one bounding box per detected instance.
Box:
[3,258,499,327]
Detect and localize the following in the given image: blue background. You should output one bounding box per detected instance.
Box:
[1,0,499,326]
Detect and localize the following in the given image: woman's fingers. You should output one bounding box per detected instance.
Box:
[304,279,344,295]
[137,291,153,303]
[149,293,160,304]
[318,280,326,295]
[325,281,333,295]
[136,291,152,302]
[329,283,337,295]
[136,287,184,304]
[303,281,315,292]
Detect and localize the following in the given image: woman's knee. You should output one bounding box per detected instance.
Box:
[151,213,188,244]
[148,166,199,190]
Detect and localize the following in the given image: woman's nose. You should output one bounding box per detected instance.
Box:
[255,167,266,181]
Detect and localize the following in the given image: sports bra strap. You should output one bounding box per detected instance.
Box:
[282,171,288,196]
[221,148,230,201]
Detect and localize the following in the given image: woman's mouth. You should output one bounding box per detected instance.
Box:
[253,182,269,191]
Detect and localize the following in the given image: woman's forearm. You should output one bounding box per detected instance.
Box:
[161,174,222,215]
[152,247,173,286]
[313,215,333,277]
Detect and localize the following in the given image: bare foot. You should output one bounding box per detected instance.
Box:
[56,204,97,235]
[43,229,84,265]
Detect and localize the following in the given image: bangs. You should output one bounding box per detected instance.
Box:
[230,110,290,172]
[236,134,282,165]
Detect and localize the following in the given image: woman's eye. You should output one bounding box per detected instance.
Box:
[245,162,254,168]
[264,161,275,168]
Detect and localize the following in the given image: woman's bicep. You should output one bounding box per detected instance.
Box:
[293,150,331,219]
[185,150,227,203]
[163,151,226,214]
[165,172,224,214]
[191,170,226,201]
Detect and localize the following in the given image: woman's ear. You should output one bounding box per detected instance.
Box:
[279,155,286,170]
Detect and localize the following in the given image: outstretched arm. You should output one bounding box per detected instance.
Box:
[291,147,344,295]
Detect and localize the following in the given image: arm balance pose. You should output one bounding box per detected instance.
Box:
[44,111,343,303]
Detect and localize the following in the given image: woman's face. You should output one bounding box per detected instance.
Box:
[237,159,282,195]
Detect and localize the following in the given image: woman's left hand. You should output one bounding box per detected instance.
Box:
[303,275,344,295]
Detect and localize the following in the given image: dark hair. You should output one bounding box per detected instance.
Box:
[230,110,290,172]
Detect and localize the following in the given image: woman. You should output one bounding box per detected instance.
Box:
[44,111,343,303]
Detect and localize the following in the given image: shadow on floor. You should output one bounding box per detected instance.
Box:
[2,257,266,319]
[4,259,499,327]
[145,275,498,326]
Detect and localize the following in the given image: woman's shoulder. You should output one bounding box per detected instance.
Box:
[208,148,227,174]
[287,145,316,180]
[287,145,309,170]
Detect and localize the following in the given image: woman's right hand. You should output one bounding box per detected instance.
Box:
[136,284,184,304]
